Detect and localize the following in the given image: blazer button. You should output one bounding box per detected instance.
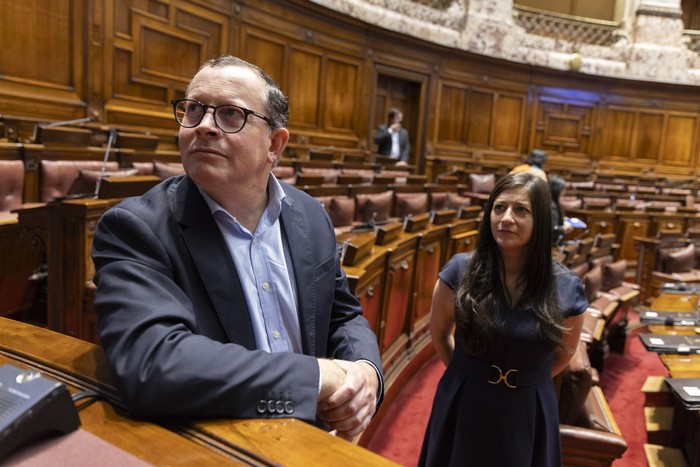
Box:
[285,401,295,414]
[267,400,276,414]
[275,401,285,414]
[257,400,267,414]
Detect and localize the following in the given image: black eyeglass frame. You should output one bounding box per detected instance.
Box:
[170,99,273,134]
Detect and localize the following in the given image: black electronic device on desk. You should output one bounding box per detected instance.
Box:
[638,308,700,326]
[665,378,700,409]
[639,333,700,353]
[0,364,80,459]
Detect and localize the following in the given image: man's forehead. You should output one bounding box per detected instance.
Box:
[189,65,263,94]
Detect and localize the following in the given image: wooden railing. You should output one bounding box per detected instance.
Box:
[0,317,397,465]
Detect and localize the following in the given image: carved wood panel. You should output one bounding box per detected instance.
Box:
[104,0,230,129]
[434,81,526,152]
[0,0,86,120]
[531,93,595,157]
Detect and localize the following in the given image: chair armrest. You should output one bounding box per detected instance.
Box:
[560,424,628,459]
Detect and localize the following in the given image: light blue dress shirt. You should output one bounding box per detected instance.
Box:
[200,176,302,354]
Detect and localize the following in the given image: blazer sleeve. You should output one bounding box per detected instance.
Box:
[374,124,391,146]
[92,201,323,423]
[399,129,411,162]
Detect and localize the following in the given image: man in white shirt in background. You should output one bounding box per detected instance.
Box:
[374,108,410,165]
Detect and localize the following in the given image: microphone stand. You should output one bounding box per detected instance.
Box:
[93,128,118,199]
[40,116,96,128]
[49,127,117,202]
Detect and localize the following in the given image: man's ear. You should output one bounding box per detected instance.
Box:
[268,128,290,164]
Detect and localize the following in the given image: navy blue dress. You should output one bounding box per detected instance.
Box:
[419,253,588,467]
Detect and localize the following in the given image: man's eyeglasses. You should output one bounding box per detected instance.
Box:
[171,99,273,134]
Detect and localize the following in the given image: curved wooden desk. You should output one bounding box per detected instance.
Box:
[0,317,397,466]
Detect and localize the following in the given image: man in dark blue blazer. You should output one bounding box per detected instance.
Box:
[91,55,382,441]
[374,108,410,163]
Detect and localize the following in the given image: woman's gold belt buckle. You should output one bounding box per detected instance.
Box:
[488,364,518,388]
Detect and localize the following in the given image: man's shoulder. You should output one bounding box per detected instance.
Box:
[109,175,185,216]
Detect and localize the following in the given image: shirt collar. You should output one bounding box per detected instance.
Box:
[199,174,287,224]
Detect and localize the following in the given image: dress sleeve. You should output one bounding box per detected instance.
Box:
[438,253,469,291]
[555,264,589,318]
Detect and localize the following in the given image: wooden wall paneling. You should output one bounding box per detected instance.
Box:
[8,0,700,184]
[662,113,698,168]
[103,0,230,131]
[241,0,368,149]
[323,57,360,133]
[634,112,665,161]
[0,0,87,121]
[288,46,323,129]
[242,33,287,95]
[436,80,469,145]
[530,88,597,158]
[492,92,527,152]
[467,88,493,147]
[601,106,635,160]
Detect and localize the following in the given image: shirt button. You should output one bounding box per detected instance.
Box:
[262,282,270,290]
[272,330,280,339]
[252,239,257,245]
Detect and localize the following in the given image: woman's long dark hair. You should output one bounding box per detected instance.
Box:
[454,172,564,355]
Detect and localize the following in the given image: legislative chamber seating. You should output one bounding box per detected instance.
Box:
[558,340,628,465]
[0,160,43,318]
[39,160,122,201]
[0,159,25,219]
[306,182,478,236]
[560,232,640,373]
[635,230,700,301]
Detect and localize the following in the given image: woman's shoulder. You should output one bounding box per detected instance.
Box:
[439,252,472,289]
[446,252,471,270]
[552,260,580,283]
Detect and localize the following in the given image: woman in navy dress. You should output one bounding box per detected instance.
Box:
[419,172,588,467]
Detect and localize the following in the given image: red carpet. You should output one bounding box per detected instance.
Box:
[599,334,669,466]
[368,329,668,466]
[366,357,445,465]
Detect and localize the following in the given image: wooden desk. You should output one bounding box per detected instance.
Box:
[645,293,700,466]
[646,293,700,378]
[0,317,397,466]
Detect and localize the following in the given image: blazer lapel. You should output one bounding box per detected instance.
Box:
[279,194,318,356]
[174,177,256,350]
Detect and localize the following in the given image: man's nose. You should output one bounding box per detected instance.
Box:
[197,108,218,132]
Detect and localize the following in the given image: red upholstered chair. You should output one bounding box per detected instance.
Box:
[557,341,627,464]
[39,160,120,202]
[462,173,496,205]
[394,192,429,219]
[69,167,140,195]
[0,160,25,217]
[355,190,394,223]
